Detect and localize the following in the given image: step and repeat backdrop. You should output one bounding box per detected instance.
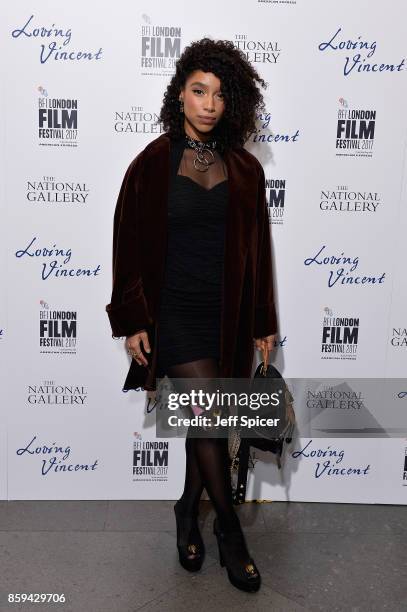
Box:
[1,1,406,503]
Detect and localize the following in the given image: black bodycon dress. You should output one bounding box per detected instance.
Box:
[156,135,228,373]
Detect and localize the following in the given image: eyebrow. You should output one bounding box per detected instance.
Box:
[189,81,223,91]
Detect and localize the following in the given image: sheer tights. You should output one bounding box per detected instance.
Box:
[166,357,240,533]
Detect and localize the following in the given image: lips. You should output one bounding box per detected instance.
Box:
[198,116,216,122]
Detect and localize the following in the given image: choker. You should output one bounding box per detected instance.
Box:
[185,133,217,172]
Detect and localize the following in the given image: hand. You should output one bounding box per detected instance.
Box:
[126,330,151,366]
[253,334,276,352]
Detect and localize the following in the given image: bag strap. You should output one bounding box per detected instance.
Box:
[232,439,250,505]
[262,344,296,428]
[260,345,269,376]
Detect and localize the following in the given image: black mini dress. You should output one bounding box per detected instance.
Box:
[156,135,228,373]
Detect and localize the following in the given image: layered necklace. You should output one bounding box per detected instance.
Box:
[185,133,217,172]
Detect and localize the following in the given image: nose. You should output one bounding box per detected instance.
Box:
[204,96,216,112]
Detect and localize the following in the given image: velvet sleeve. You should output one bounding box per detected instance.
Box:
[253,164,278,338]
[105,150,154,338]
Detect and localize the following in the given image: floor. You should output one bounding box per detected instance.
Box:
[0,500,406,612]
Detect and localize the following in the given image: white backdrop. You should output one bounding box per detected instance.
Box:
[1,1,406,503]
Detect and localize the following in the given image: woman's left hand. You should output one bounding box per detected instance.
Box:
[254,334,276,352]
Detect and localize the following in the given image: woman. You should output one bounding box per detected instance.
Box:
[106,38,278,593]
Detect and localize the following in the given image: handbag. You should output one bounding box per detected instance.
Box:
[229,345,296,505]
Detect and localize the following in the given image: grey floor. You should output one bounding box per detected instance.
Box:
[0,500,406,612]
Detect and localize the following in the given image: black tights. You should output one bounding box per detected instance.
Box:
[166,357,240,533]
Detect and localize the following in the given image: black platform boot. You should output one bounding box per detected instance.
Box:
[213,516,261,592]
[174,500,205,572]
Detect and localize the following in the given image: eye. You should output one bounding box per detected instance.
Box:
[192,88,204,95]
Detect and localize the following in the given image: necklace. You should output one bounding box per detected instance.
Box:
[185,133,217,172]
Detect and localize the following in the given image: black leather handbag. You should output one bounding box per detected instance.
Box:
[229,346,296,505]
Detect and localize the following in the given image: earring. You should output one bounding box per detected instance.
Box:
[179,100,184,113]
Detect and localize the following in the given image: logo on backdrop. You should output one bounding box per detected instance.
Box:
[15,236,101,280]
[255,0,297,3]
[320,184,381,213]
[303,244,385,288]
[390,327,407,348]
[265,177,286,225]
[140,15,181,75]
[37,86,78,148]
[0,328,4,341]
[27,380,87,405]
[26,175,90,205]
[39,300,77,355]
[335,98,376,157]
[336,98,376,158]
[133,432,169,482]
[251,111,300,145]
[292,440,370,479]
[403,447,407,485]
[321,307,359,361]
[318,27,405,77]
[11,14,103,64]
[307,384,363,410]
[114,106,163,134]
[16,435,98,477]
[234,34,281,64]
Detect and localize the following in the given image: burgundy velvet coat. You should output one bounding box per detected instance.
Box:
[106,132,278,391]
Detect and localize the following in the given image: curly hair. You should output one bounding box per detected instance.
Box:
[157,37,267,151]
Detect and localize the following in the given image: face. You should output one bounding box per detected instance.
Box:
[179,70,225,141]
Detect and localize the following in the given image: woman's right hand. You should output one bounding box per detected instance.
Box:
[126,330,151,366]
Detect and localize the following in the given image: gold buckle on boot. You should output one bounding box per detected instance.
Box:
[245,563,258,576]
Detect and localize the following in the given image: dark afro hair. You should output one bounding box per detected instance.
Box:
[157,37,267,152]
